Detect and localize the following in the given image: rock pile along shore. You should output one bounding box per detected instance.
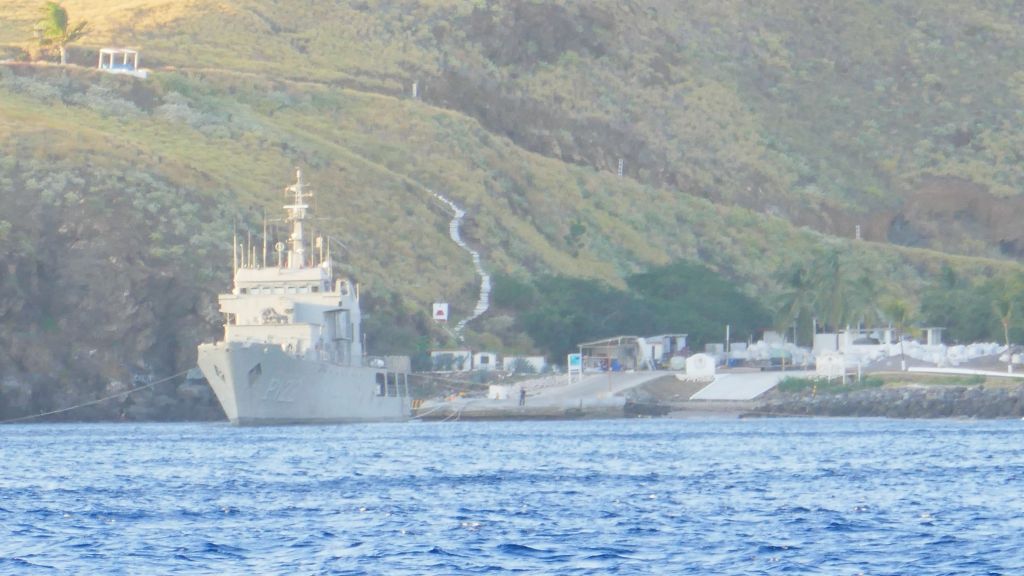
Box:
[755,385,1024,419]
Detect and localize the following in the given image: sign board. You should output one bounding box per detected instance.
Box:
[432,302,449,322]
[567,353,582,385]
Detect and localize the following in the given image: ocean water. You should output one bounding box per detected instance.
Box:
[1,418,1022,575]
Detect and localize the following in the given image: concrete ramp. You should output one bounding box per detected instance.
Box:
[415,371,673,420]
[690,371,813,401]
[538,371,669,401]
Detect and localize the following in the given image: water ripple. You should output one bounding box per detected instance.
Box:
[1,419,1023,573]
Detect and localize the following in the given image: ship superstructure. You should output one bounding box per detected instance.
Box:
[197,170,410,424]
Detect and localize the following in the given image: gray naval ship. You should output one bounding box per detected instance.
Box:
[198,170,411,425]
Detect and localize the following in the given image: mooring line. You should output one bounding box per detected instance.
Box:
[0,369,191,424]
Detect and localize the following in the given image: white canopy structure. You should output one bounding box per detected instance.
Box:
[97,48,147,78]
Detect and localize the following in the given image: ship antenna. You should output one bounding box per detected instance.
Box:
[232,222,238,275]
[284,168,311,269]
[262,210,267,269]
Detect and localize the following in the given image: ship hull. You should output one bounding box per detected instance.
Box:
[197,342,410,425]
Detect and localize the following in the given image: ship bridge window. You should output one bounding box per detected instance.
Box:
[261,287,271,295]
[240,288,248,295]
[387,373,398,397]
[299,286,309,294]
[311,286,320,293]
[375,372,385,396]
[287,286,297,294]
[274,287,284,295]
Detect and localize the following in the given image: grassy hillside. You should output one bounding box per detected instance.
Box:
[3,0,1020,256]
[1,1,1024,418]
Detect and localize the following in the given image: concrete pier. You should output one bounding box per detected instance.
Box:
[413,371,665,420]
[412,370,793,420]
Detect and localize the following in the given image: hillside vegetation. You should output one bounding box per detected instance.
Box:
[1,1,1023,419]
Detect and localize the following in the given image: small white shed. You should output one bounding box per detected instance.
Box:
[473,351,498,372]
[686,353,716,377]
[488,384,514,400]
[816,352,845,379]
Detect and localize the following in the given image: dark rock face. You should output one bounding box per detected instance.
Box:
[121,379,224,422]
[756,386,1024,419]
[623,400,671,417]
[0,156,230,423]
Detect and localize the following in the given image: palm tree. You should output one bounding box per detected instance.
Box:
[881,297,913,370]
[812,248,848,332]
[811,247,886,332]
[989,273,1023,353]
[35,2,88,65]
[993,298,1014,351]
[844,266,883,330]
[773,262,817,345]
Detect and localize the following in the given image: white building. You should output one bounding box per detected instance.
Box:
[473,351,499,372]
[686,353,716,377]
[816,352,846,379]
[639,334,688,367]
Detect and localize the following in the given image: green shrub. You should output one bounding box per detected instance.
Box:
[778,376,885,394]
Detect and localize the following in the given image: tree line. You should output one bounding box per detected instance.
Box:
[775,247,1024,347]
[491,260,771,361]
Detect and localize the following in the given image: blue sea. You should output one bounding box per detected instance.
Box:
[2,418,1022,575]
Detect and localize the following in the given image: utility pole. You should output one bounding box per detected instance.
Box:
[725,324,730,367]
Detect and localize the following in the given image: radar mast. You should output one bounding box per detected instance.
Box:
[284,169,311,269]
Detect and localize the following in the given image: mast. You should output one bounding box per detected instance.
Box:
[284,168,311,269]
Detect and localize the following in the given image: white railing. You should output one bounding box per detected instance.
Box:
[433,192,491,339]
